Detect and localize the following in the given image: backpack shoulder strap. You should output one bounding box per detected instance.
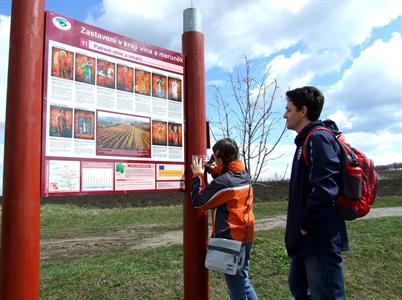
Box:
[302,127,336,165]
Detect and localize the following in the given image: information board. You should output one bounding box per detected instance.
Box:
[41,12,185,196]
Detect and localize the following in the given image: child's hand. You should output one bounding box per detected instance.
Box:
[191,156,205,174]
[204,161,216,170]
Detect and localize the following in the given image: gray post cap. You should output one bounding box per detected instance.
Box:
[183,7,202,33]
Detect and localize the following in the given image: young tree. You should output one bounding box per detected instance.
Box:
[209,55,286,183]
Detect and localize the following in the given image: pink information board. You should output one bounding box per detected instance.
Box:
[41,12,185,197]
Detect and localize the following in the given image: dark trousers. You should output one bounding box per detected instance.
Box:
[288,252,346,300]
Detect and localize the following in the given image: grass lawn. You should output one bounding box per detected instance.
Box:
[40,204,184,239]
[39,194,402,299]
[40,216,402,299]
[40,195,402,239]
[370,195,402,208]
[252,217,402,300]
[1,195,401,298]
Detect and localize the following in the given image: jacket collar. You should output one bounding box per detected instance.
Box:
[226,160,246,173]
[294,119,340,146]
[294,120,322,146]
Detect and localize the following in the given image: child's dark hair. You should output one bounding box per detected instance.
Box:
[212,138,239,166]
[286,86,324,121]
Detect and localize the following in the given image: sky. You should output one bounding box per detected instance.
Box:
[0,0,401,193]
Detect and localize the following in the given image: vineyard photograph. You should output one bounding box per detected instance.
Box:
[96,111,151,157]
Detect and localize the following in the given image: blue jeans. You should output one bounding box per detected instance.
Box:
[224,243,259,300]
[288,252,345,300]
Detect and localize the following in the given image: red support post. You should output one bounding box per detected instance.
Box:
[182,8,210,300]
[0,0,45,299]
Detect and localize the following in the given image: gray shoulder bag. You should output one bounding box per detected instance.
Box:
[204,186,251,275]
[205,237,245,275]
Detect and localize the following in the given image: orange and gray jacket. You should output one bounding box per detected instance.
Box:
[191,160,255,244]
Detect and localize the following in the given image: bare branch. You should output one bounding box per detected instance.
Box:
[208,55,286,182]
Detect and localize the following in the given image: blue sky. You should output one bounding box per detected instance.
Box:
[0,0,402,193]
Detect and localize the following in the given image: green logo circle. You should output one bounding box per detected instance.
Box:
[52,16,71,31]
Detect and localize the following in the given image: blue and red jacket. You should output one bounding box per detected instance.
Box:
[285,120,349,257]
[191,160,255,244]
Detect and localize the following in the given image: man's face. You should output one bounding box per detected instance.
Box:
[283,100,305,132]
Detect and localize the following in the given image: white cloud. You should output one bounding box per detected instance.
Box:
[271,0,310,15]
[324,32,402,133]
[261,129,402,180]
[1,1,401,189]
[343,131,402,166]
[86,0,183,57]
[0,138,3,195]
[206,79,225,87]
[259,143,295,179]
[261,128,402,180]
[270,52,314,89]
[87,0,402,72]
[0,16,9,194]
[240,141,295,180]
[327,109,357,130]
[0,15,10,123]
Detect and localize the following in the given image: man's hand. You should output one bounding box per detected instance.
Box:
[300,228,308,236]
[191,156,204,174]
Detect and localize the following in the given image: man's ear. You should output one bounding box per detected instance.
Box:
[301,105,308,117]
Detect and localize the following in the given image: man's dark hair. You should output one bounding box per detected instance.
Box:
[286,86,325,121]
[212,138,239,165]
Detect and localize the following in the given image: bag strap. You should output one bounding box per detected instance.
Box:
[302,127,336,165]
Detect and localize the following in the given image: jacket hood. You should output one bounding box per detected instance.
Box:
[321,119,340,133]
[295,119,340,145]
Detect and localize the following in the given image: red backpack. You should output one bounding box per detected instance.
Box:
[303,127,378,220]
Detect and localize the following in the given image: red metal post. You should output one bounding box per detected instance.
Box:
[0,0,45,299]
[182,8,210,300]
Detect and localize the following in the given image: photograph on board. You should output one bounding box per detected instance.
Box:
[152,120,168,146]
[168,122,182,147]
[96,110,151,157]
[49,105,73,138]
[168,77,182,102]
[152,73,167,99]
[51,47,74,80]
[134,69,151,96]
[75,53,95,85]
[117,64,134,93]
[74,109,95,140]
[97,59,116,89]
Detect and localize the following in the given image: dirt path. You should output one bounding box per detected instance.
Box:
[41,207,402,261]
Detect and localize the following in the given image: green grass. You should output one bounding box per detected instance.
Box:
[39,195,402,239]
[40,204,183,238]
[343,217,402,299]
[253,195,402,218]
[40,217,402,299]
[41,246,184,299]
[253,201,288,219]
[2,194,401,298]
[39,200,290,239]
[371,195,402,208]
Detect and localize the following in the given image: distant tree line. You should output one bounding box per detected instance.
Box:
[376,162,402,172]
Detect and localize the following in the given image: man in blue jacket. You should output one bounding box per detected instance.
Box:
[283,86,349,300]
